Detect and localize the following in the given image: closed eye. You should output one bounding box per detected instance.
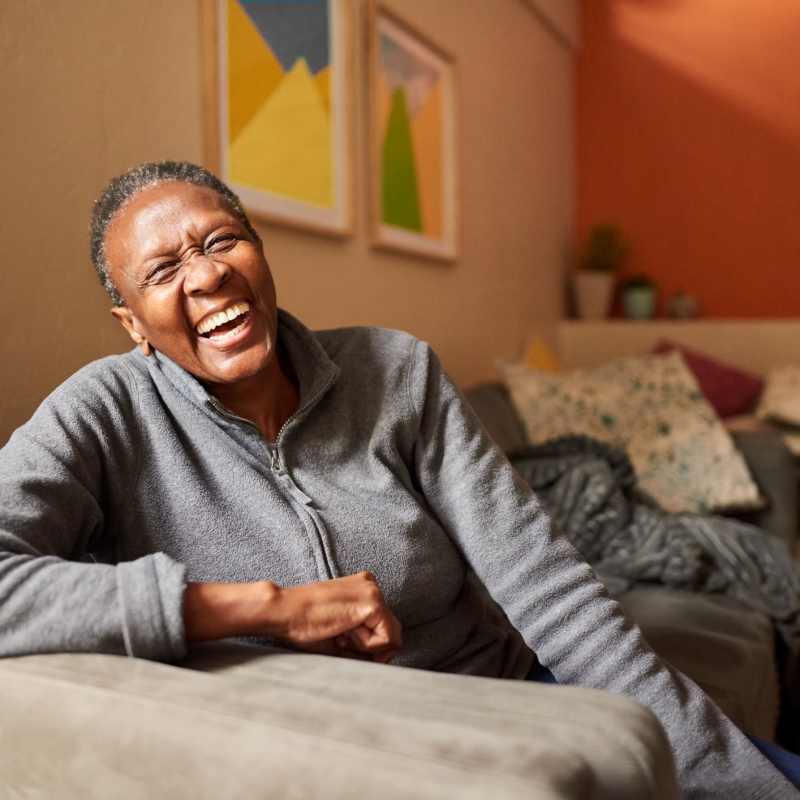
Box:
[206,234,237,253]
[145,261,181,284]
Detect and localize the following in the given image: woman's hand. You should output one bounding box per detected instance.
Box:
[183,571,402,663]
[267,571,403,662]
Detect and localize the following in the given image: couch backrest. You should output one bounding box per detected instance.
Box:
[463,382,528,454]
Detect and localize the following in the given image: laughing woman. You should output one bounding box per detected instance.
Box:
[0,161,798,797]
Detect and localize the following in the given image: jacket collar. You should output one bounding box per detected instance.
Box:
[139,308,340,423]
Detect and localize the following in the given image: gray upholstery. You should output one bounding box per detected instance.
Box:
[728,430,799,549]
[463,382,528,454]
[0,646,678,800]
[618,589,780,739]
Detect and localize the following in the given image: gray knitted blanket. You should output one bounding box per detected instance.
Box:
[509,436,800,653]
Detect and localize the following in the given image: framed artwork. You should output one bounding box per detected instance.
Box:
[367,4,458,260]
[201,0,353,236]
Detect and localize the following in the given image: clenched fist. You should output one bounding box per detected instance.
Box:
[268,571,402,662]
[183,571,402,663]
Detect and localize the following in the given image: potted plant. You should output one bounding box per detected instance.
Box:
[574,224,627,319]
[621,274,657,320]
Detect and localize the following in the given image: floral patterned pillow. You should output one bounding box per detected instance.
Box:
[500,352,762,514]
[756,366,800,427]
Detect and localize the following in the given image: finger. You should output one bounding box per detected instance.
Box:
[347,614,403,655]
[346,623,385,651]
[335,633,396,663]
[297,637,371,661]
[363,609,403,651]
[386,611,403,649]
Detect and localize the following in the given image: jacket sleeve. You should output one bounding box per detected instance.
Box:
[0,362,186,662]
[408,340,794,799]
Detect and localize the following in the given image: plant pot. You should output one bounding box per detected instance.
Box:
[667,292,698,319]
[573,272,614,320]
[623,286,656,320]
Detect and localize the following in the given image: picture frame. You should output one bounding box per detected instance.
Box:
[200,0,354,237]
[367,4,458,261]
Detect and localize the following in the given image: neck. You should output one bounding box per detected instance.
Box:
[207,345,299,443]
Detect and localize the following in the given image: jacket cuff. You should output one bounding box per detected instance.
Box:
[117,553,187,662]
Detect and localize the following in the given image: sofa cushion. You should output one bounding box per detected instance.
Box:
[618,589,779,740]
[0,647,677,800]
[758,366,800,427]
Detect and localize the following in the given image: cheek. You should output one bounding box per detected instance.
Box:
[138,293,191,342]
[263,271,278,308]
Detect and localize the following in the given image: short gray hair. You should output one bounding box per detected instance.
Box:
[89,161,258,306]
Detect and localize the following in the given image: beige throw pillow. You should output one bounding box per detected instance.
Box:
[500,352,762,514]
[756,366,800,428]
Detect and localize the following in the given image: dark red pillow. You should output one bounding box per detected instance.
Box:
[652,340,764,418]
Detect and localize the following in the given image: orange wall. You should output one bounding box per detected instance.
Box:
[577,0,800,318]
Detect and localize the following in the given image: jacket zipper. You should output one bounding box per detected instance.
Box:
[207,373,339,580]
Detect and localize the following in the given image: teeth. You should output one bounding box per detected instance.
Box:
[197,301,250,335]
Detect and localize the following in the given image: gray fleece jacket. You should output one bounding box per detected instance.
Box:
[0,309,794,798]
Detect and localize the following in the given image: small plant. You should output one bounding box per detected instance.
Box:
[580,224,627,273]
[621,273,655,290]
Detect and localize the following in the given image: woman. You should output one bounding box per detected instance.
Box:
[0,161,797,797]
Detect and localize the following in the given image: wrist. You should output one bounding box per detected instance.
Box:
[251,580,283,636]
[183,580,281,641]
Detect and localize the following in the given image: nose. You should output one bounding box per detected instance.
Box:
[183,253,229,295]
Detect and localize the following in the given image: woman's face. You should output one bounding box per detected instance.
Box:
[105,181,279,387]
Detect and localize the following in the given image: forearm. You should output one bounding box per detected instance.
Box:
[183,580,279,641]
[0,387,186,662]
[0,552,185,662]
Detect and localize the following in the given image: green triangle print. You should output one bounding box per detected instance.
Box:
[382,87,422,232]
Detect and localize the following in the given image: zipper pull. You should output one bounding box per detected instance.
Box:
[270,448,282,473]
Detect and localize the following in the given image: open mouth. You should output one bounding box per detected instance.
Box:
[197,301,251,339]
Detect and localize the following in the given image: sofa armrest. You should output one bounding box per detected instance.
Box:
[0,644,677,800]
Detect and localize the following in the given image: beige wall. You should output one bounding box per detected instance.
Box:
[524,0,580,47]
[0,0,575,445]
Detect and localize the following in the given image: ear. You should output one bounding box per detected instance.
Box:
[110,306,152,356]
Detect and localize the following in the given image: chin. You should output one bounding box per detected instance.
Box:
[204,345,274,385]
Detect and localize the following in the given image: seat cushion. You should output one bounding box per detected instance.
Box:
[618,589,779,739]
[0,645,677,800]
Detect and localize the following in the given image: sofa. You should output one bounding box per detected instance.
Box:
[1,382,796,799]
